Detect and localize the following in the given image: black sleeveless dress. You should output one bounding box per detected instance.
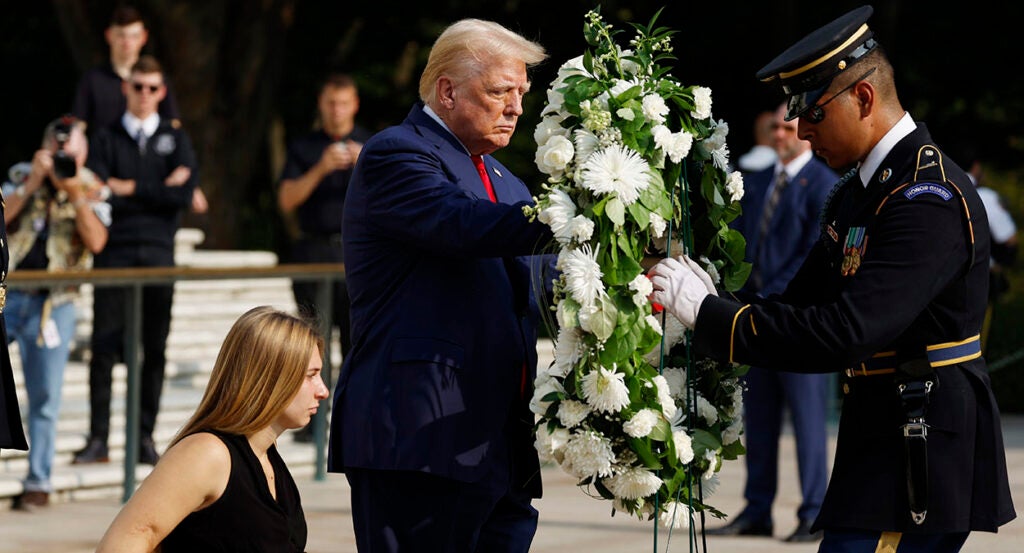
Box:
[160,431,307,552]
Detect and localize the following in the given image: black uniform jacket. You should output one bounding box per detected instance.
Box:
[693,124,1015,533]
[0,198,28,450]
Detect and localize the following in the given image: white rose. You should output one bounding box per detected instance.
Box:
[535,135,575,176]
[534,116,569,147]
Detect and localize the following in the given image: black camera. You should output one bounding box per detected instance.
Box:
[52,119,77,180]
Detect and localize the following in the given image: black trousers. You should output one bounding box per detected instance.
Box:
[88,245,174,442]
[346,468,538,553]
[286,236,351,356]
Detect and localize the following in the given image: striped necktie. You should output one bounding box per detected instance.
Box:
[751,171,789,290]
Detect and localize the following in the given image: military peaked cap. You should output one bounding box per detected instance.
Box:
[757,5,877,121]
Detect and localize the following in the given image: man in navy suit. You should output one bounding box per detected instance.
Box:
[328,18,552,553]
[707,102,836,542]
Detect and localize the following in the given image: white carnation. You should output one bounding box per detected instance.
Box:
[568,215,595,242]
[649,212,666,238]
[627,273,653,307]
[725,170,744,202]
[696,393,719,425]
[691,86,712,120]
[641,93,669,123]
[662,367,687,399]
[673,429,695,464]
[652,374,676,420]
[623,408,660,438]
[529,373,564,416]
[535,423,570,463]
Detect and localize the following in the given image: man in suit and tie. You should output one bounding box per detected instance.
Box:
[707,102,837,542]
[328,18,552,553]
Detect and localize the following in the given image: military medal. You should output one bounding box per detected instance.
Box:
[842,227,867,276]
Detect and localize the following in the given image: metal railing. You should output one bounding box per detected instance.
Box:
[7,263,344,502]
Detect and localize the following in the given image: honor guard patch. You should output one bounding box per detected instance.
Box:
[904,183,953,201]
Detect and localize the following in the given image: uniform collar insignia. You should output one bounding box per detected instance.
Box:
[880,168,892,183]
[493,167,502,178]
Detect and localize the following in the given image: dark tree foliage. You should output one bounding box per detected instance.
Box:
[1,0,1019,249]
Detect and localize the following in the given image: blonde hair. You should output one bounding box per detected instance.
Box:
[419,18,547,107]
[171,306,323,446]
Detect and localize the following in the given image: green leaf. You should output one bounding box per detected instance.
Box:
[587,294,618,342]
[606,197,625,226]
[691,429,722,456]
[648,417,671,442]
[721,439,746,460]
[630,438,663,470]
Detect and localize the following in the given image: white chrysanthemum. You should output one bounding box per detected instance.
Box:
[537,188,577,245]
[562,430,616,478]
[645,314,662,336]
[662,312,687,347]
[649,212,666,238]
[691,86,712,120]
[553,326,583,377]
[623,408,660,438]
[581,365,631,413]
[722,419,743,446]
[652,374,676,419]
[535,423,570,463]
[560,244,604,307]
[627,274,653,307]
[569,215,595,242]
[699,255,721,285]
[534,116,569,147]
[727,381,745,418]
[580,144,651,206]
[616,107,635,121]
[529,373,564,416]
[696,393,719,425]
[605,467,662,500]
[725,170,744,202]
[662,367,687,399]
[660,501,692,529]
[535,134,575,177]
[673,429,695,464]
[641,93,669,123]
[558,399,591,428]
[573,129,600,166]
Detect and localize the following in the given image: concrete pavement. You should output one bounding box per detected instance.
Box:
[2,415,1022,552]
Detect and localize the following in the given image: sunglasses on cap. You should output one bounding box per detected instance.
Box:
[131,82,162,94]
[803,67,876,124]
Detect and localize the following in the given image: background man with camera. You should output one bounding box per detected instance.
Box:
[277,72,371,442]
[2,115,110,511]
[73,55,198,467]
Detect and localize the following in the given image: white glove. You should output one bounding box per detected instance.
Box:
[649,255,718,328]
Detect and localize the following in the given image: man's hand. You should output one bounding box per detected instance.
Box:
[164,166,192,187]
[648,255,717,328]
[191,187,209,214]
[318,142,355,173]
[107,178,137,196]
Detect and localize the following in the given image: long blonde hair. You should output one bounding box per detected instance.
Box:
[171,306,323,446]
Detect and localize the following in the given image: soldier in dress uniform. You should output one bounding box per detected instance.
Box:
[649,5,1016,552]
[0,191,29,452]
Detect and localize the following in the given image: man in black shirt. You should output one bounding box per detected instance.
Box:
[74,55,198,466]
[277,74,371,442]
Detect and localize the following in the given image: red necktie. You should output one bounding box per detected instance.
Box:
[471,155,497,202]
[472,154,527,396]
